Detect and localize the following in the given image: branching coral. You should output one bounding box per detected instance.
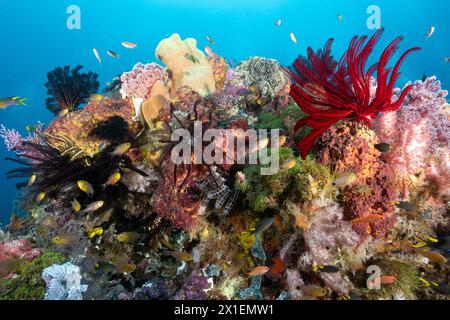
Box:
[290,28,420,159]
[0,124,43,158]
[45,65,99,116]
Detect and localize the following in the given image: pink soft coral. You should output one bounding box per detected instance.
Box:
[0,239,41,261]
[120,63,169,100]
[0,124,43,159]
[375,76,449,197]
[300,204,361,294]
[375,77,449,172]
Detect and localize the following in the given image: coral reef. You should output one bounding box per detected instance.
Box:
[1,30,448,302]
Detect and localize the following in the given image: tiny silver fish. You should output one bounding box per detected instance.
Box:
[425,26,435,39]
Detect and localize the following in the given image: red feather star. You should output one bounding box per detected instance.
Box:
[289,28,421,159]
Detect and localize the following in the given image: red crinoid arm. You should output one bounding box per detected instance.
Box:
[369,35,421,114]
[294,117,340,159]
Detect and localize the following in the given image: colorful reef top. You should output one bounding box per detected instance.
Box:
[0,29,449,302]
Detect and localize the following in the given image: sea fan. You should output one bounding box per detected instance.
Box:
[45,65,99,116]
[290,28,420,159]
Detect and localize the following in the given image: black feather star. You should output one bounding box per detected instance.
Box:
[45,65,99,116]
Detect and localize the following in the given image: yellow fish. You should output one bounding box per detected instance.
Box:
[83,200,104,213]
[332,172,357,187]
[58,108,69,117]
[71,198,81,212]
[256,97,268,106]
[419,277,439,287]
[102,172,121,188]
[116,231,141,243]
[36,192,46,203]
[77,180,94,197]
[90,94,104,102]
[87,227,103,239]
[0,96,27,109]
[281,159,296,170]
[112,143,131,156]
[171,251,193,262]
[279,135,287,146]
[52,235,79,246]
[40,216,57,229]
[27,174,37,187]
[159,238,175,250]
[299,285,327,298]
[116,263,136,273]
[249,85,258,93]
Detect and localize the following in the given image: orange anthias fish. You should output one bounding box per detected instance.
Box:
[121,41,138,49]
[248,265,270,277]
[370,275,397,287]
[270,257,284,275]
[351,214,385,224]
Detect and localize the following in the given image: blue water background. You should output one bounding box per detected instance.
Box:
[0,0,448,225]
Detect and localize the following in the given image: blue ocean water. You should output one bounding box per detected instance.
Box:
[0,0,448,225]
